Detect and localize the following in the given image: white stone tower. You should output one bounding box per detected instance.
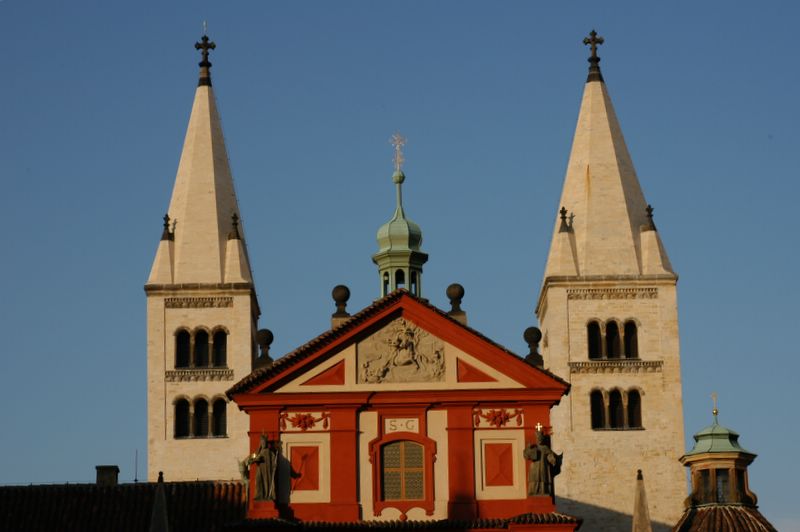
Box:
[536,32,686,530]
[145,35,259,481]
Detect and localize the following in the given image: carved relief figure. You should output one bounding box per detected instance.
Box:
[244,435,280,501]
[358,318,445,383]
[523,431,562,496]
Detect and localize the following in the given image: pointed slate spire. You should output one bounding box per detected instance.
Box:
[154,34,250,285]
[543,32,674,280]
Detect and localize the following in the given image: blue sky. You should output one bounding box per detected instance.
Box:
[1,1,798,528]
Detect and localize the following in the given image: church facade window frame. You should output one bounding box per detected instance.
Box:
[368,413,437,518]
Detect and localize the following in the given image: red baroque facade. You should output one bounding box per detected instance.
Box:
[229,291,580,531]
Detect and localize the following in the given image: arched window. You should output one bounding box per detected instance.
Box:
[590,390,605,429]
[212,399,227,437]
[381,440,424,500]
[627,389,642,428]
[716,469,730,503]
[395,269,406,290]
[174,399,190,438]
[624,321,638,358]
[383,272,390,296]
[587,321,602,359]
[194,330,209,367]
[213,330,227,367]
[175,330,190,368]
[606,321,621,358]
[194,398,209,437]
[410,271,418,295]
[608,390,624,428]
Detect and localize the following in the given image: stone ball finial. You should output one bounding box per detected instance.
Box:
[255,329,274,367]
[523,326,544,367]
[332,285,351,317]
[256,328,274,349]
[446,283,465,312]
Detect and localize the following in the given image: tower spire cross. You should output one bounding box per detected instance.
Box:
[195,35,216,67]
[711,392,719,417]
[583,30,604,59]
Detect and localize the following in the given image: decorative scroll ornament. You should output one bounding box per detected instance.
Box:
[164,296,233,308]
[358,318,445,384]
[280,412,330,431]
[473,408,524,428]
[566,288,657,300]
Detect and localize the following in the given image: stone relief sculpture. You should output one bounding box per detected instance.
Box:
[242,435,280,501]
[358,318,445,383]
[523,431,562,496]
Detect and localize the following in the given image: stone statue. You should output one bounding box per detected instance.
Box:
[243,435,279,501]
[523,431,562,496]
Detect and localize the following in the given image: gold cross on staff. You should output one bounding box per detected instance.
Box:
[390,132,407,172]
[711,392,719,416]
[535,422,543,432]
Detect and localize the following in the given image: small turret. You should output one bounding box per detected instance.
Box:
[674,397,777,531]
[372,133,428,297]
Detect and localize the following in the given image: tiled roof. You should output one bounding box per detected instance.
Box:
[673,504,777,532]
[228,290,568,396]
[232,511,581,530]
[0,480,245,532]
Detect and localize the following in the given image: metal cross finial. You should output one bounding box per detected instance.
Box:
[583,30,604,59]
[390,132,407,172]
[711,392,719,418]
[535,422,543,432]
[195,34,216,67]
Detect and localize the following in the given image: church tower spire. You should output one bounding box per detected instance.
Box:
[145,34,259,482]
[536,32,686,530]
[372,133,428,297]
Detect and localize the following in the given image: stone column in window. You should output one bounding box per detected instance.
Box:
[621,390,629,429]
[189,333,196,368]
[600,323,607,359]
[188,402,195,437]
[602,390,610,429]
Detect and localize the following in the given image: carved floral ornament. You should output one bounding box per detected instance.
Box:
[566,288,657,300]
[279,412,330,431]
[473,408,524,428]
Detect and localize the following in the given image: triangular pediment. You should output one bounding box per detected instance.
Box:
[228,291,568,397]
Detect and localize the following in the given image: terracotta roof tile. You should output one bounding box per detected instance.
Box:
[228,290,568,396]
[230,511,581,530]
[673,504,777,532]
[0,480,246,532]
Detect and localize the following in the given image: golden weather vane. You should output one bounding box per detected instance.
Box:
[390,132,407,172]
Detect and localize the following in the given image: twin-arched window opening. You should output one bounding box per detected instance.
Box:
[586,320,639,359]
[174,396,227,438]
[174,328,229,368]
[590,388,643,430]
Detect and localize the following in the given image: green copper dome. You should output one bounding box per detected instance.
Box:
[683,413,754,457]
[372,165,427,297]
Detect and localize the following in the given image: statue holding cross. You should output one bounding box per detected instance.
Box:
[523,427,562,497]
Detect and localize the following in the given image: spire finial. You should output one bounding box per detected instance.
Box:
[161,214,174,241]
[645,204,657,230]
[558,206,571,233]
[390,132,407,174]
[194,34,216,87]
[711,391,719,421]
[583,30,605,83]
[228,212,241,240]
